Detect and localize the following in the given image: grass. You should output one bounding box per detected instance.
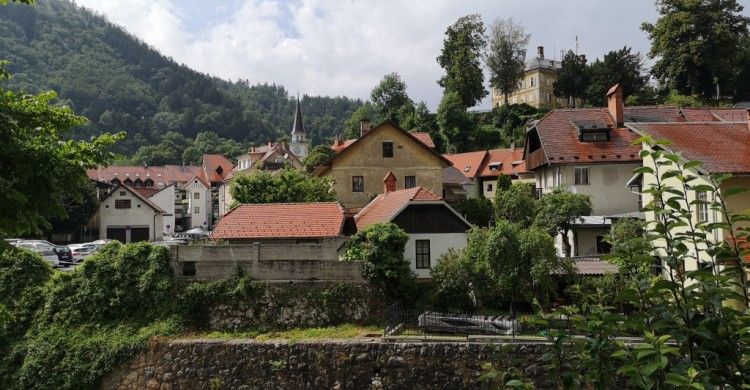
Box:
[185,324,383,342]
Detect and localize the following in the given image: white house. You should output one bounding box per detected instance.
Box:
[98,185,165,243]
[355,173,472,278]
[135,184,176,236]
[182,176,212,229]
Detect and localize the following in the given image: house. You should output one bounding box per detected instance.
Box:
[315,120,452,211]
[444,147,534,199]
[133,185,176,235]
[441,165,473,202]
[492,46,578,109]
[627,120,750,276]
[98,185,165,243]
[355,173,472,278]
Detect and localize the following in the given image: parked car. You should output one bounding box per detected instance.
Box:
[68,243,98,262]
[417,312,521,335]
[14,242,60,267]
[3,238,21,246]
[184,227,210,239]
[21,240,73,263]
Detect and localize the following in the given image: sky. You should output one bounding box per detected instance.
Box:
[73,0,749,110]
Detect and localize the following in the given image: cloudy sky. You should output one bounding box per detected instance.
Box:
[72,0,740,109]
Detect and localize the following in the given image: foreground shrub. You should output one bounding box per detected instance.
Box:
[430,248,475,310]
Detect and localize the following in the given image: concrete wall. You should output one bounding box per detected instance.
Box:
[101,340,553,390]
[99,189,164,242]
[319,123,446,210]
[170,242,364,282]
[149,185,176,236]
[575,226,609,256]
[404,233,468,278]
[537,163,641,216]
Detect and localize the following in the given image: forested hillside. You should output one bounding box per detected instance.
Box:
[0,0,362,154]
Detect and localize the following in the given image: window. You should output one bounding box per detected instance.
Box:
[194,206,200,214]
[530,77,535,87]
[382,141,394,158]
[574,167,589,185]
[194,192,200,199]
[581,132,608,142]
[405,176,416,189]
[487,183,493,192]
[114,199,131,209]
[119,191,126,196]
[415,240,431,269]
[352,176,364,192]
[182,262,196,277]
[596,236,612,254]
[696,191,709,222]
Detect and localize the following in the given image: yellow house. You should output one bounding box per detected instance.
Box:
[492,46,577,109]
[627,121,750,279]
[314,120,452,211]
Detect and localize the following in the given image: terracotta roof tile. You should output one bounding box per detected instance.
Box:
[628,122,750,174]
[354,187,441,230]
[533,109,642,164]
[211,202,346,239]
[202,154,234,183]
[623,106,684,122]
[103,185,165,214]
[87,165,204,186]
[443,166,472,185]
[479,148,527,178]
[411,132,435,148]
[443,151,488,179]
[570,256,620,275]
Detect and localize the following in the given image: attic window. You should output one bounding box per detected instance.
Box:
[581,132,609,142]
[216,166,223,175]
[463,166,471,172]
[488,162,501,171]
[571,119,611,142]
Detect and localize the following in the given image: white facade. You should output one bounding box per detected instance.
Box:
[98,187,164,243]
[148,185,176,235]
[183,178,211,229]
[404,233,468,279]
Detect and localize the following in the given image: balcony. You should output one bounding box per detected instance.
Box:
[526,148,547,171]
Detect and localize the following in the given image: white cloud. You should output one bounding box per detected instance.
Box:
[75,0,678,109]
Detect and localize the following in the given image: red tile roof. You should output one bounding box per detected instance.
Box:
[532,109,642,165]
[202,154,234,183]
[211,202,347,239]
[570,256,620,275]
[411,132,435,148]
[132,187,161,198]
[331,132,435,153]
[331,139,356,153]
[623,106,685,122]
[87,165,204,186]
[479,148,528,178]
[681,108,720,122]
[711,108,750,122]
[628,122,750,174]
[103,185,165,213]
[442,166,472,185]
[443,151,488,179]
[355,187,441,230]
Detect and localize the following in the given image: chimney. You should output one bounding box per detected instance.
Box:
[537,46,544,59]
[268,141,272,148]
[510,142,515,151]
[383,171,396,193]
[360,120,371,137]
[606,84,624,126]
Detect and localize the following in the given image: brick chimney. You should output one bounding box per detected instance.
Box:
[383,171,396,193]
[537,46,544,59]
[360,120,371,137]
[606,84,624,126]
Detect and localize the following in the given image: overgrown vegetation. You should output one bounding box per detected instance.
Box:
[230,168,336,205]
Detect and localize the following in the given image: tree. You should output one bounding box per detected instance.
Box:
[533,188,593,257]
[496,174,512,191]
[585,47,649,106]
[486,18,530,105]
[430,248,476,310]
[230,168,335,204]
[494,183,537,228]
[452,197,494,227]
[343,222,414,300]
[0,63,122,238]
[370,72,410,123]
[642,0,750,99]
[181,131,244,165]
[343,102,377,139]
[303,145,336,173]
[405,101,448,153]
[553,50,590,107]
[436,14,488,107]
[436,91,474,152]
[46,180,98,237]
[131,132,190,165]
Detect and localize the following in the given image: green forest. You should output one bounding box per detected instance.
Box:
[0,0,362,157]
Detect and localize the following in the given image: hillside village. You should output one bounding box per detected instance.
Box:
[4,0,750,388]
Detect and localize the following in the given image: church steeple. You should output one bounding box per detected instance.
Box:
[291,97,305,140]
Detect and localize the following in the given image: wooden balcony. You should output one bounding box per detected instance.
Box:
[526,148,547,171]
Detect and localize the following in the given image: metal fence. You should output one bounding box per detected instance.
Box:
[384,303,573,339]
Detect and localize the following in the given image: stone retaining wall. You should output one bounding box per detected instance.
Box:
[101,340,552,389]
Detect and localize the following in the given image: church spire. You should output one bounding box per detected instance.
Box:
[291,97,305,136]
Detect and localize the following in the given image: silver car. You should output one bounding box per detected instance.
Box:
[15,242,60,267]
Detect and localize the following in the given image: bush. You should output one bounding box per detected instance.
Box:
[494,183,537,228]
[343,222,415,301]
[430,248,475,310]
[451,197,493,227]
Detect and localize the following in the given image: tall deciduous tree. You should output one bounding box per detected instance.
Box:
[642,0,749,99]
[343,102,376,139]
[437,14,488,107]
[494,183,537,228]
[303,145,336,173]
[0,63,122,238]
[436,91,474,152]
[585,46,650,106]
[534,188,593,257]
[486,18,530,105]
[553,50,590,107]
[230,168,335,204]
[370,72,410,123]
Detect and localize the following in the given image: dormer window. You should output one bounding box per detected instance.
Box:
[571,119,611,142]
[581,132,609,142]
[488,162,501,172]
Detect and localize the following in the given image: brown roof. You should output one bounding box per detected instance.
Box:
[443,151,488,179]
[132,187,161,198]
[570,256,620,275]
[355,187,442,230]
[681,108,750,122]
[531,109,642,165]
[623,106,685,122]
[479,148,528,178]
[87,165,204,186]
[627,122,750,174]
[442,166,472,185]
[211,202,347,239]
[202,154,234,183]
